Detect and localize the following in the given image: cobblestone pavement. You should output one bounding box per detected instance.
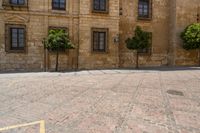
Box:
[0,68,200,133]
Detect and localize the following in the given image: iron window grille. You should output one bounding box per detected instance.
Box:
[52,0,66,10]
[5,24,26,53]
[92,28,108,52]
[92,0,109,13]
[138,0,152,19]
[10,0,25,5]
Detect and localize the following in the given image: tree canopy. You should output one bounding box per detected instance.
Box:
[43,29,75,71]
[125,26,151,68]
[181,23,200,50]
[44,29,74,51]
[125,26,151,51]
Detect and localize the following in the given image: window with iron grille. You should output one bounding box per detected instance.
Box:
[10,28,25,50]
[93,0,108,13]
[5,24,26,53]
[138,0,151,19]
[52,0,66,10]
[10,0,25,5]
[92,28,108,52]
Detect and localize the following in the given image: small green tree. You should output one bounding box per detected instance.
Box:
[125,26,151,69]
[43,29,75,71]
[181,23,200,66]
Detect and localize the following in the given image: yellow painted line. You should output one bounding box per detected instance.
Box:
[0,120,45,133]
[40,120,46,133]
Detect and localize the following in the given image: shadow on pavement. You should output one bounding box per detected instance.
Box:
[0,66,200,74]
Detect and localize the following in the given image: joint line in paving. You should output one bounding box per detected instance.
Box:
[114,73,146,133]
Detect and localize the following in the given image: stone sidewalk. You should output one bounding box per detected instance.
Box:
[0,68,200,133]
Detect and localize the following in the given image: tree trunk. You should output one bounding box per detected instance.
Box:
[132,51,134,68]
[199,48,200,66]
[55,50,59,72]
[136,50,139,69]
[44,45,46,72]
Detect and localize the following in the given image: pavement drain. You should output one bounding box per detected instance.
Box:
[167,90,184,96]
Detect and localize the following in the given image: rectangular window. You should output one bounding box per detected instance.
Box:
[92,0,108,13]
[5,24,26,52]
[10,0,25,5]
[92,28,108,52]
[52,0,66,10]
[138,0,151,19]
[10,28,25,50]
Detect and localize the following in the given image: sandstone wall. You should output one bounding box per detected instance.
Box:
[0,0,199,72]
[119,0,170,68]
[0,0,79,71]
[172,0,200,66]
[78,0,120,69]
[0,14,45,71]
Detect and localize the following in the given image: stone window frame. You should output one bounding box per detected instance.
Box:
[48,26,69,53]
[2,0,28,8]
[52,0,66,11]
[137,0,152,20]
[91,28,109,53]
[138,32,152,55]
[91,0,109,14]
[5,24,27,53]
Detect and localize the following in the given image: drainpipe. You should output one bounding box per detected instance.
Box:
[43,0,49,72]
[167,0,177,66]
[46,0,50,71]
[76,0,80,70]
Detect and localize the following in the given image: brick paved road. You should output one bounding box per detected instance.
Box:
[0,68,200,133]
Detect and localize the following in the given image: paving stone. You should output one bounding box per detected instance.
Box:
[119,118,170,133]
[0,69,200,133]
[75,113,119,133]
[173,110,200,129]
[129,104,168,124]
[169,98,200,112]
[135,94,165,107]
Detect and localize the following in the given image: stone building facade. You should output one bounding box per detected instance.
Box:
[0,0,199,71]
